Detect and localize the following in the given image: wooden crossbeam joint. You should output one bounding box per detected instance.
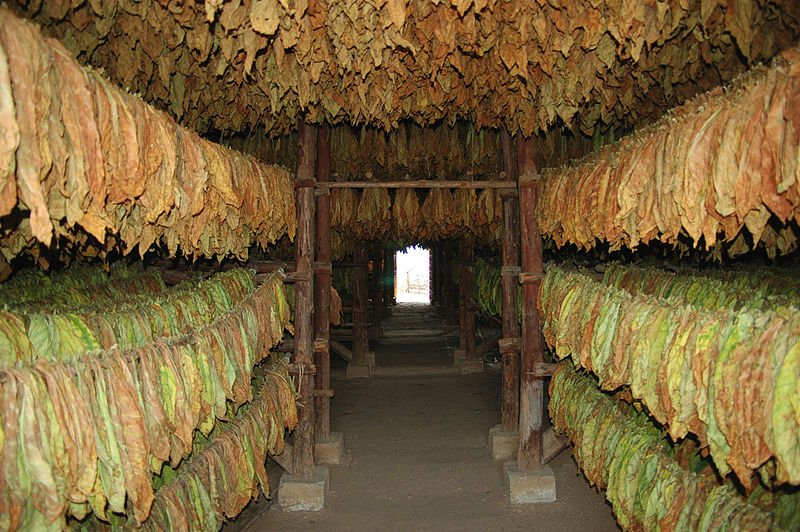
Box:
[313,262,333,274]
[313,338,329,353]
[313,389,335,398]
[498,336,522,355]
[501,266,521,277]
[519,272,545,284]
[288,363,316,376]
[524,362,557,378]
[294,178,316,189]
[285,269,312,283]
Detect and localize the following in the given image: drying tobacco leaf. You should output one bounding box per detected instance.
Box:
[537,48,800,258]
[542,264,800,488]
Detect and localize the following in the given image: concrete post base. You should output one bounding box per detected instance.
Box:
[277,466,330,511]
[315,431,345,465]
[346,364,372,379]
[503,462,556,504]
[458,359,484,374]
[488,425,518,460]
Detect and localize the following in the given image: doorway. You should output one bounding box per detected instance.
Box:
[395,246,430,303]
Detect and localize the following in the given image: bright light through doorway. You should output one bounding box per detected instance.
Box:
[395,246,430,304]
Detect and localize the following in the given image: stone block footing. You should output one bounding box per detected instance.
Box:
[315,432,345,465]
[277,466,330,511]
[488,425,518,460]
[503,462,556,504]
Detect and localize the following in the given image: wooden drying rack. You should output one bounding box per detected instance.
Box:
[317,179,517,191]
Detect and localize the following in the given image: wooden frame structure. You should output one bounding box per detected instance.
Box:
[285,131,549,480]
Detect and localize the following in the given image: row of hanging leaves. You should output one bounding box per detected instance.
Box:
[140,360,297,531]
[537,46,800,259]
[9,0,798,137]
[549,363,800,531]
[540,265,800,489]
[0,269,292,529]
[0,8,296,277]
[0,268,255,369]
[330,186,503,244]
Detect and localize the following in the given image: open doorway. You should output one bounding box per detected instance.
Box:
[395,246,430,303]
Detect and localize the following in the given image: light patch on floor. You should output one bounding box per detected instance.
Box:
[395,246,430,303]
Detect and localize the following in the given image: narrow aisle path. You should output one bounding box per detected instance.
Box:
[372,303,457,372]
[244,371,618,531]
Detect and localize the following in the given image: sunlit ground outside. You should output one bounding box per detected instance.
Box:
[395,246,430,303]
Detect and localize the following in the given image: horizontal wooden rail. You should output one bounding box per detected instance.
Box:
[320,180,517,190]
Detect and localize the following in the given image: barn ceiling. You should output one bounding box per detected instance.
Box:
[11,0,800,138]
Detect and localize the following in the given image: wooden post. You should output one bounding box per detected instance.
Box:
[370,246,383,337]
[431,245,440,309]
[351,247,370,367]
[444,245,458,326]
[388,250,396,305]
[292,123,317,476]
[428,246,434,304]
[458,240,476,359]
[501,130,521,433]
[383,248,394,316]
[516,135,544,470]
[314,126,332,442]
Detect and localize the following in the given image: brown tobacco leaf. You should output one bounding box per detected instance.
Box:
[537,49,800,257]
[0,42,19,216]
[250,0,281,36]
[0,15,53,245]
[14,0,798,137]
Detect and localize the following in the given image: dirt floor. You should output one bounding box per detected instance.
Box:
[234,305,620,531]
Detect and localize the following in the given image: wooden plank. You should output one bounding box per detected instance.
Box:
[542,427,568,464]
[476,330,502,358]
[320,180,517,190]
[314,125,332,442]
[370,246,384,337]
[501,130,521,433]
[329,340,353,363]
[351,247,370,366]
[458,240,476,359]
[271,441,294,473]
[516,135,545,471]
[292,122,317,476]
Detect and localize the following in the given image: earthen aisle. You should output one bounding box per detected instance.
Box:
[239,306,619,531]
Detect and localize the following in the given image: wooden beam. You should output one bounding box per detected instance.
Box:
[370,246,384,337]
[351,247,370,367]
[383,248,394,314]
[314,125,332,443]
[292,122,317,476]
[319,180,517,190]
[271,442,294,473]
[329,340,353,363]
[476,330,502,358]
[458,240,476,359]
[542,427,568,464]
[500,129,521,434]
[516,135,545,471]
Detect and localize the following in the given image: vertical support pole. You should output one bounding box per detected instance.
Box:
[348,246,372,377]
[370,246,383,337]
[443,243,458,326]
[383,248,394,316]
[293,123,317,476]
[457,240,476,359]
[500,130,521,433]
[388,250,396,306]
[516,135,544,471]
[428,245,434,304]
[431,245,440,309]
[314,126,331,442]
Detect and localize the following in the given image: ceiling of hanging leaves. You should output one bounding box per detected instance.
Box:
[10,0,799,138]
